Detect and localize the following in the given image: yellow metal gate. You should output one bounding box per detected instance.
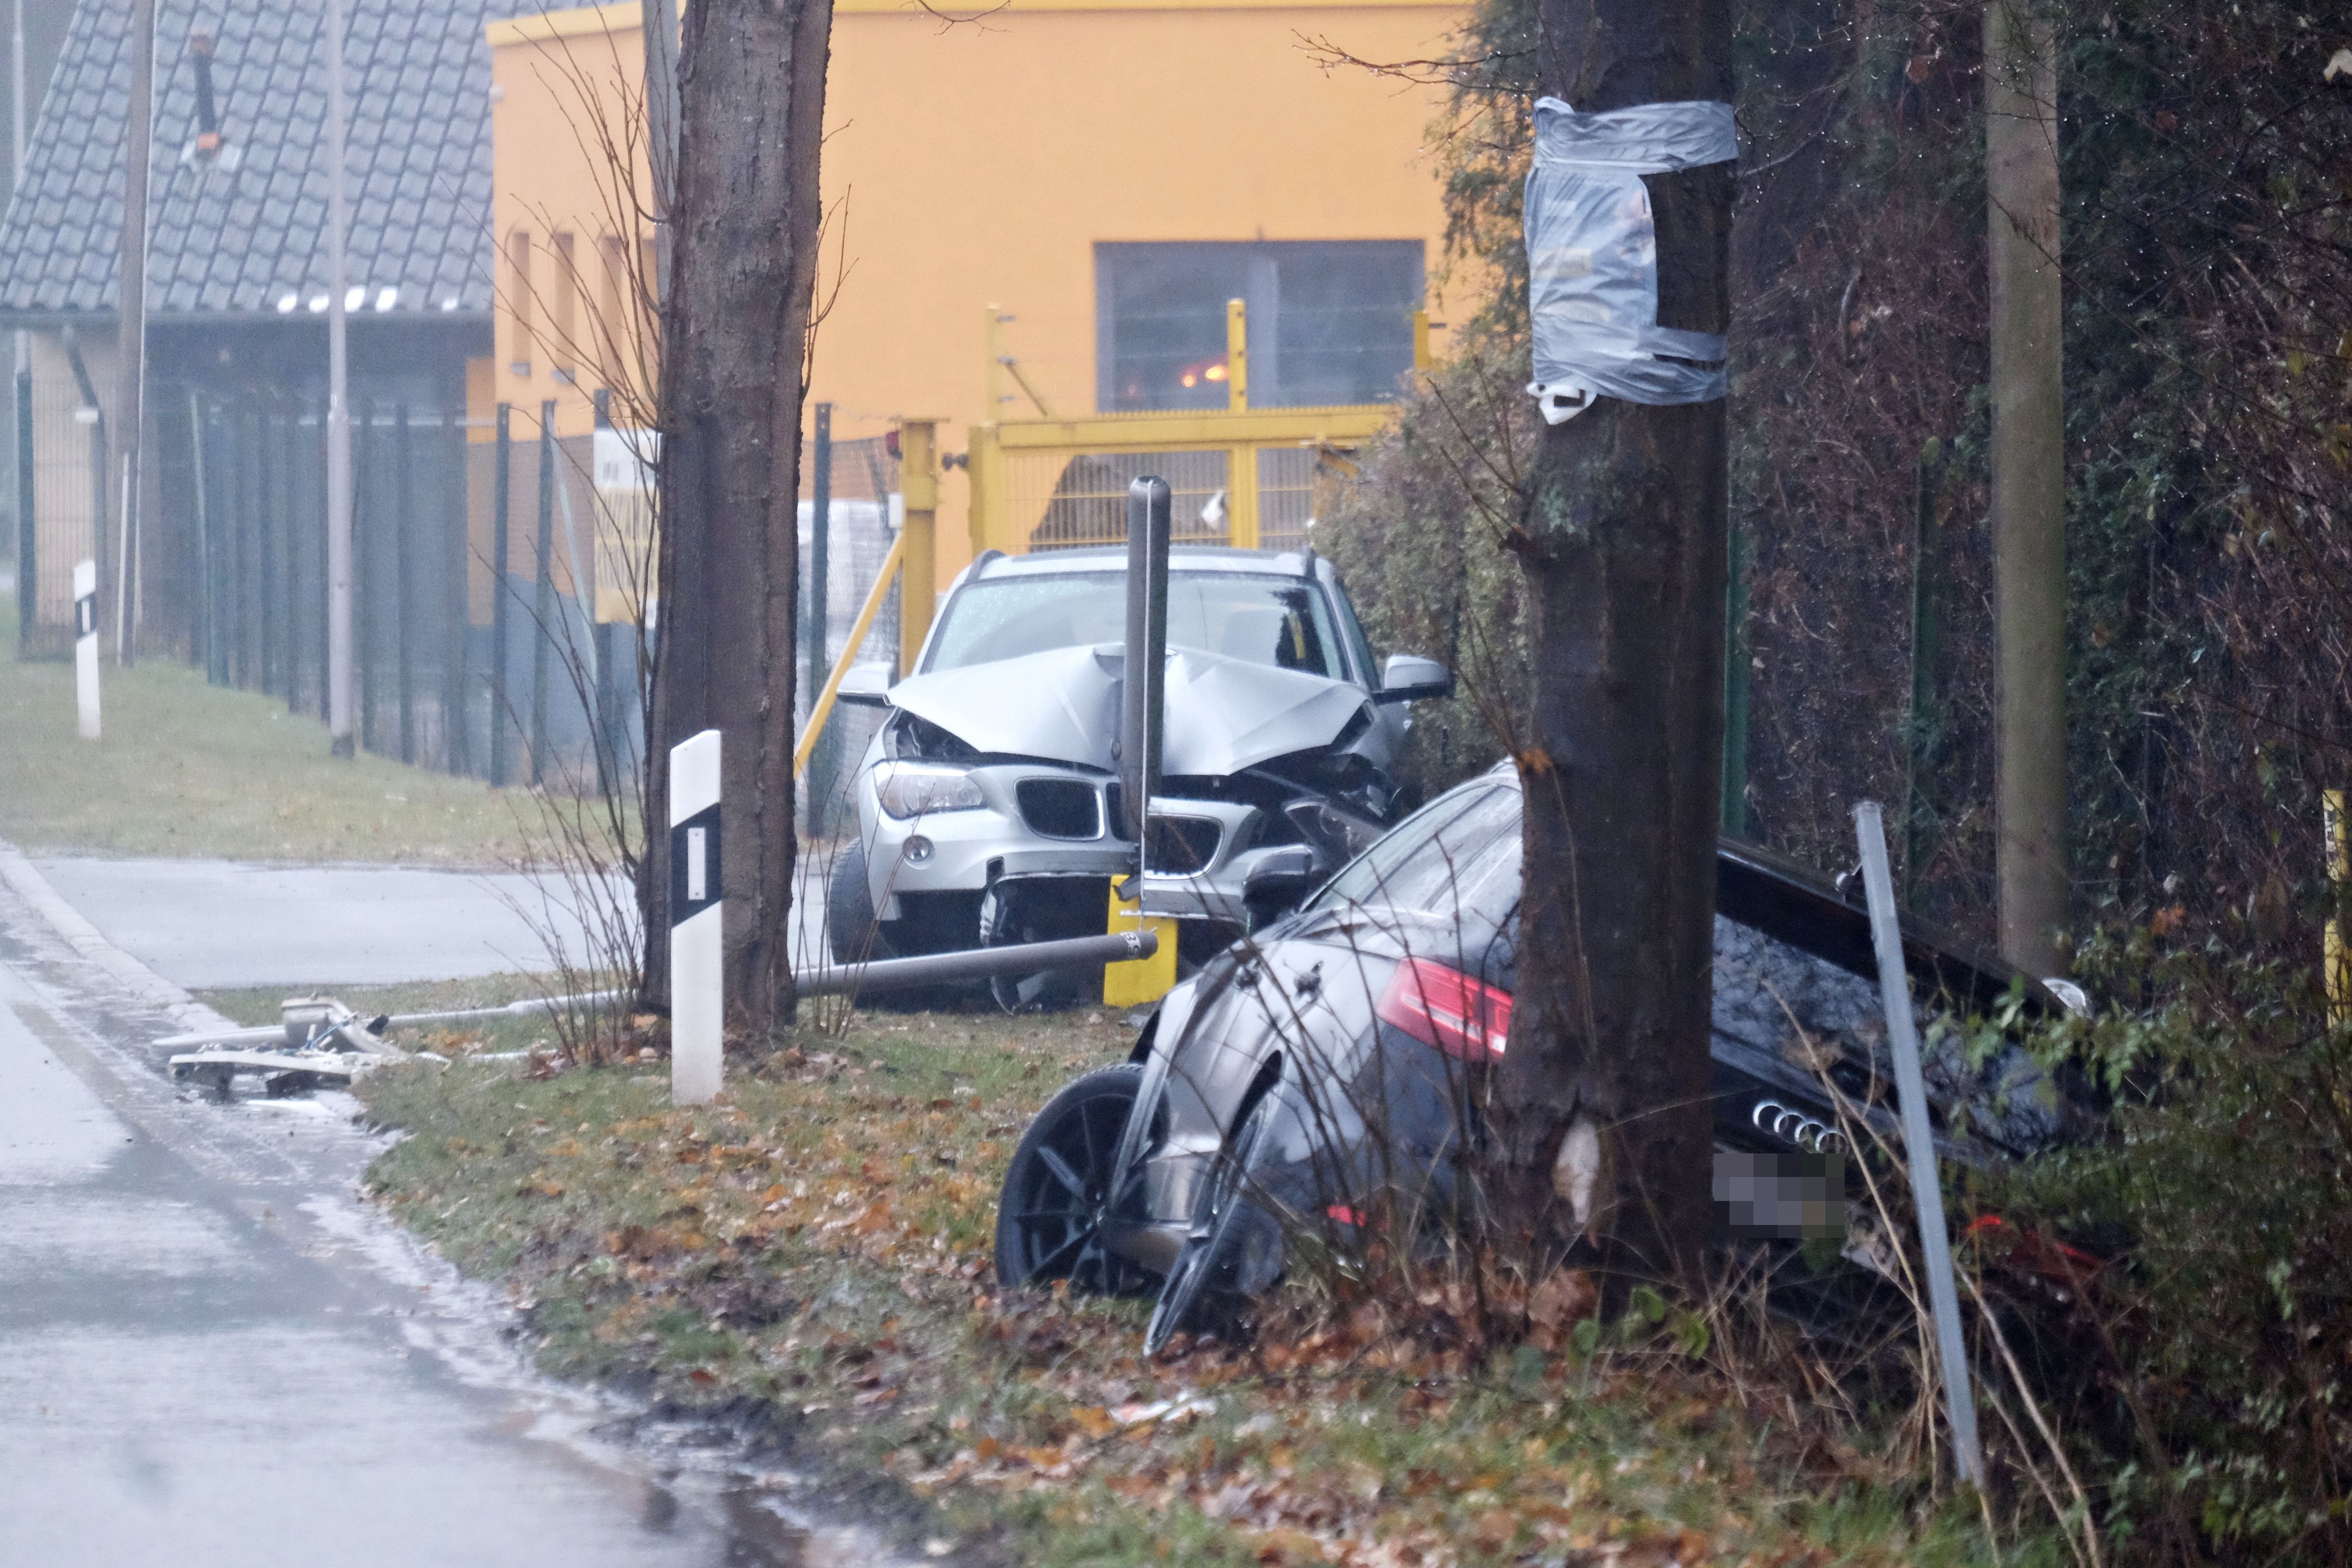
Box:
[965,404,1393,560]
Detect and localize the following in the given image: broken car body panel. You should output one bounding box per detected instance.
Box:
[883,644,1376,781]
[837,547,1438,964]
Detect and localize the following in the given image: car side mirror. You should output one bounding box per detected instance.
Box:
[833,662,894,709]
[1241,846,1321,928]
[1372,653,1454,704]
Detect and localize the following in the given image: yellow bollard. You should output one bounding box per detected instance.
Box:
[1102,875,1176,1008]
[2327,789,2349,1028]
[897,418,938,674]
[1225,298,1249,412]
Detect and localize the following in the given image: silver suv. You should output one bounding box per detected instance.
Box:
[827,545,1450,1002]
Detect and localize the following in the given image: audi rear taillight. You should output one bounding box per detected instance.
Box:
[1376,957,1512,1062]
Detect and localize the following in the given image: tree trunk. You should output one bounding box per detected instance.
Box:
[643,0,833,1042]
[1497,0,1733,1291]
[1986,0,2067,977]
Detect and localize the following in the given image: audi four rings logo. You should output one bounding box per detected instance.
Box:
[1752,1099,1845,1153]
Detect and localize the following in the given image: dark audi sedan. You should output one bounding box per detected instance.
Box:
[994,764,2095,1350]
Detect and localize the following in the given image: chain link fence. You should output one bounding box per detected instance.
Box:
[797,421,900,837]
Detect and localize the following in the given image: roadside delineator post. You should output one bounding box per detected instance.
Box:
[897,418,938,674]
[669,728,723,1104]
[73,558,99,739]
[1854,799,1983,1488]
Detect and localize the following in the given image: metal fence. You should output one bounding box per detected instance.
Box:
[18,373,915,824]
[151,392,647,793]
[967,404,1387,560]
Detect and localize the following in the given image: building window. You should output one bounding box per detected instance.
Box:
[506,229,535,377]
[1095,241,1423,413]
[599,233,627,387]
[552,232,579,383]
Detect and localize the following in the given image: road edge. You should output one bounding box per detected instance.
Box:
[0,838,235,1035]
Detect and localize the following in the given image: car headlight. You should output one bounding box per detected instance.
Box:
[874,760,986,820]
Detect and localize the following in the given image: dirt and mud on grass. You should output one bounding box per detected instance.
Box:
[354,1006,2019,1568]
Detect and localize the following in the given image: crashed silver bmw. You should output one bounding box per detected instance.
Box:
[826,545,1452,1004]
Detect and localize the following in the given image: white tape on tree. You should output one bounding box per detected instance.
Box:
[73,559,100,740]
[669,728,723,1104]
[1524,97,1738,424]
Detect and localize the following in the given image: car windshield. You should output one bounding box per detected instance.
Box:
[1309,780,1522,931]
[925,571,1349,680]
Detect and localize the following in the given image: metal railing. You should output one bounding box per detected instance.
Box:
[964,299,1419,558]
[966,404,1391,558]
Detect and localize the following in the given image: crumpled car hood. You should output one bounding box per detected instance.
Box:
[885,644,1370,776]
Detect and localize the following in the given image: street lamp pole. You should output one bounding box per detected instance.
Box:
[114,0,152,665]
[324,0,354,757]
[13,0,26,383]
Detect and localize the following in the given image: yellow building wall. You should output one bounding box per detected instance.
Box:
[486,0,1462,594]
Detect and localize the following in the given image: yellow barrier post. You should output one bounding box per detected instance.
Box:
[985,304,1007,416]
[1413,307,1433,374]
[1103,875,1177,1008]
[793,531,906,778]
[1225,298,1249,412]
[898,418,938,673]
[2328,789,2349,1028]
[1223,299,1259,547]
[967,421,1002,559]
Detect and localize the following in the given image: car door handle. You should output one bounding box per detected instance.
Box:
[1291,964,1323,999]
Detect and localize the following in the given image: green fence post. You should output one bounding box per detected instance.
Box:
[1719,514,1750,837]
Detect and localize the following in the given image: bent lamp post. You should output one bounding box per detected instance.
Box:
[670,728,723,1104]
[1107,476,1177,1007]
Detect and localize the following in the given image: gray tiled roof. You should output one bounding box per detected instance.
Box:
[0,0,544,319]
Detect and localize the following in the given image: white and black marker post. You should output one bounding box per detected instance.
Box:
[1853,800,1983,1486]
[669,728,723,1104]
[73,558,99,739]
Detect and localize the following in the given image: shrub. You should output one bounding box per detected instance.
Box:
[2008,921,2352,1562]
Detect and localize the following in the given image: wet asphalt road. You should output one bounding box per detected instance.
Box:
[0,870,910,1568]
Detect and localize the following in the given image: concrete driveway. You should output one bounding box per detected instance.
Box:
[27,854,835,992]
[26,858,611,989]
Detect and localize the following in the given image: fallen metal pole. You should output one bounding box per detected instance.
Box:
[154,991,629,1051]
[1853,800,1984,1488]
[799,929,1156,996]
[153,931,1159,1052]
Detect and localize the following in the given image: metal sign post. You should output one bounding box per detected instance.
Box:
[323,0,355,758]
[1853,800,1983,1487]
[669,728,723,1104]
[1118,475,1170,845]
[73,558,98,738]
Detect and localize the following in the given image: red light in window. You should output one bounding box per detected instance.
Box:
[1376,957,1511,1061]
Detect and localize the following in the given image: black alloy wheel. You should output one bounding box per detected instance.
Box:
[994,1064,1162,1297]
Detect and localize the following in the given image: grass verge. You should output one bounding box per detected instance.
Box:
[354,1006,2018,1568]
[1,599,538,864]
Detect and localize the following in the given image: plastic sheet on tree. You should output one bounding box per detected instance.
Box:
[1523,96,1738,424]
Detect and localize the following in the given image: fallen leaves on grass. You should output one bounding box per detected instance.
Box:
[358,1015,2000,1568]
